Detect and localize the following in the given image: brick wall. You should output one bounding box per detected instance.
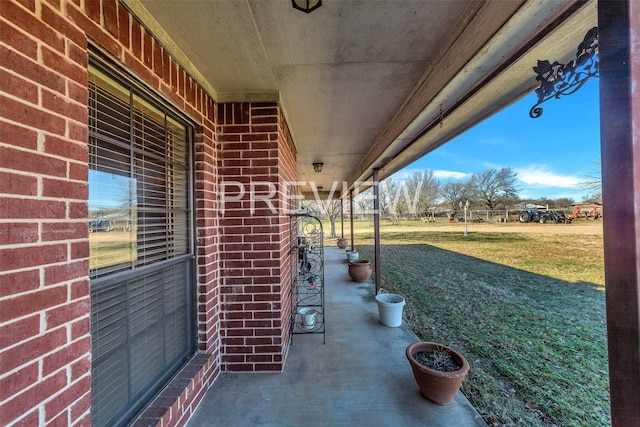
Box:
[1,0,297,424]
[277,111,297,351]
[217,103,296,372]
[1,0,92,424]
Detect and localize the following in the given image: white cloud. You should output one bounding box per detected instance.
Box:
[515,165,582,188]
[433,170,471,180]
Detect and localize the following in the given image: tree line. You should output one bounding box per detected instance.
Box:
[303,167,601,238]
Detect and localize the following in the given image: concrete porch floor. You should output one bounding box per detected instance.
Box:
[187,246,487,426]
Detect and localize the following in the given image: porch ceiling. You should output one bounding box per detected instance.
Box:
[124,0,597,197]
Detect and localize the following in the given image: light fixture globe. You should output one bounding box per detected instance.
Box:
[292,0,322,14]
[313,162,324,173]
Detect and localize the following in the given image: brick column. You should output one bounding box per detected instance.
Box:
[217,103,295,371]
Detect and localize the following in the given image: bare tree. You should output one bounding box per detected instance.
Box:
[440,181,472,211]
[405,170,440,218]
[305,199,342,238]
[579,162,602,192]
[577,162,602,204]
[553,197,575,208]
[470,167,519,209]
[378,178,398,218]
[353,189,373,220]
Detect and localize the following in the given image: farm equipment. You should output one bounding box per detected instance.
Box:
[518,209,572,224]
[568,203,603,220]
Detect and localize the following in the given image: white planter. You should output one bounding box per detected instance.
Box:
[375,293,406,327]
[298,307,317,329]
[346,250,359,262]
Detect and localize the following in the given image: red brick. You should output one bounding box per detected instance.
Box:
[46,300,89,335]
[69,3,122,59]
[70,390,92,422]
[14,0,36,12]
[0,243,67,274]
[42,221,88,242]
[170,60,178,91]
[0,362,38,402]
[42,178,88,199]
[41,86,87,120]
[0,95,66,136]
[0,222,38,244]
[0,146,67,177]
[0,315,39,349]
[1,328,67,373]
[41,3,86,48]
[0,370,67,424]
[84,0,101,24]
[153,39,163,78]
[0,45,66,95]
[103,0,118,38]
[251,106,278,116]
[69,202,88,220]
[71,316,90,340]
[67,82,88,108]
[43,135,87,162]
[131,17,142,58]
[255,363,282,372]
[45,375,91,421]
[117,2,130,47]
[1,285,66,324]
[0,197,66,219]
[70,355,91,381]
[69,161,88,181]
[67,121,88,144]
[0,171,37,196]
[178,68,186,97]
[5,410,39,427]
[70,241,89,262]
[143,30,153,68]
[0,269,40,297]
[44,0,61,11]
[68,40,88,69]
[0,120,38,150]
[0,20,38,60]
[125,51,159,88]
[44,259,89,285]
[0,0,64,53]
[251,115,278,125]
[42,336,91,377]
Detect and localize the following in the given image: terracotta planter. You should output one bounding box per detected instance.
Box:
[348,259,371,282]
[336,238,348,249]
[405,342,469,405]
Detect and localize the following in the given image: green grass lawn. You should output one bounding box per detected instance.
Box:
[339,220,609,426]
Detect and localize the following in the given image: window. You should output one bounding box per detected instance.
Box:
[88,61,195,427]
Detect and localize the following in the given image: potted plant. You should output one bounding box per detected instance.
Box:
[405,342,469,405]
[348,259,371,282]
[336,237,348,249]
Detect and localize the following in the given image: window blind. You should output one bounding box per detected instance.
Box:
[88,62,195,427]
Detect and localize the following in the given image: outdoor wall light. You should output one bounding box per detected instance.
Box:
[313,162,324,173]
[292,0,322,14]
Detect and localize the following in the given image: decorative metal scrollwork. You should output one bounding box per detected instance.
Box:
[530,27,599,118]
[290,212,325,343]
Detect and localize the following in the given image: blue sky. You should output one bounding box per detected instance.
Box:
[396,78,601,202]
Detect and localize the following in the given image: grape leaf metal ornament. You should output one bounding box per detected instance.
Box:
[530,27,599,118]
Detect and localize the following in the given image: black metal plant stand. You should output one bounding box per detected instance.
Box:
[290,212,325,343]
